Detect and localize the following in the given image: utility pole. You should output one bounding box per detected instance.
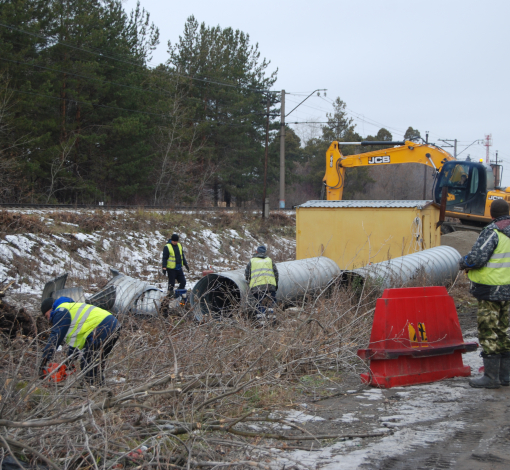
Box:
[439,138,458,158]
[495,150,499,187]
[279,90,285,209]
[262,95,270,218]
[491,150,501,187]
[484,134,493,164]
[278,88,326,209]
[422,131,429,200]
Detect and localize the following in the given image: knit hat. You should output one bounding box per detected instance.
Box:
[41,297,54,315]
[490,199,509,219]
[171,234,179,242]
[256,246,267,254]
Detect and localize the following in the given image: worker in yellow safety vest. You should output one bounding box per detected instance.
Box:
[162,233,190,298]
[459,199,510,389]
[39,296,120,385]
[244,246,279,323]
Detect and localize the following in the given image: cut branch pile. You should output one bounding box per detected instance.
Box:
[0,281,47,340]
[0,283,379,469]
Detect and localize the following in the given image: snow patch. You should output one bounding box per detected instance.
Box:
[283,410,326,422]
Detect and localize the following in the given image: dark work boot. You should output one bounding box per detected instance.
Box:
[469,354,501,389]
[167,287,174,298]
[500,351,510,386]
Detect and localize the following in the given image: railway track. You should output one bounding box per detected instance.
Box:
[0,203,296,212]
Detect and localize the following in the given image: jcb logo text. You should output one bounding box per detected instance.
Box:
[488,196,504,200]
[368,156,390,164]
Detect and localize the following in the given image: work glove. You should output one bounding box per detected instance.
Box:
[162,268,166,276]
[185,264,190,272]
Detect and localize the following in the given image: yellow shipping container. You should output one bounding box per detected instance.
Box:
[296,200,441,270]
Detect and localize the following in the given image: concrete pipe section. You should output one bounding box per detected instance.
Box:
[191,256,341,320]
[342,245,462,290]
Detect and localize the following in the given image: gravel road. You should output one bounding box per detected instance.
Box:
[270,300,510,469]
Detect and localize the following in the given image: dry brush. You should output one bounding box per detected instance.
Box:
[0,281,380,469]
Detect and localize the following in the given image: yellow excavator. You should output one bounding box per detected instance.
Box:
[322,140,509,231]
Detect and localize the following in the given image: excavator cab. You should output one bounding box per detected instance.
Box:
[434,161,495,217]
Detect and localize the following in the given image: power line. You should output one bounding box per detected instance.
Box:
[0,22,278,94]
[8,88,278,130]
[286,97,331,115]
[318,95,410,136]
[8,88,169,117]
[1,54,280,110]
[0,56,174,98]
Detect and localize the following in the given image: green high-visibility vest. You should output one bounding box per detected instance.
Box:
[249,257,276,288]
[468,230,510,286]
[166,243,183,269]
[59,302,111,349]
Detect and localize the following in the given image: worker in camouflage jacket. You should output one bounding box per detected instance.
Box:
[459,198,510,389]
[245,246,279,324]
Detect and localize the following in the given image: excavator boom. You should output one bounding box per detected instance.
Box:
[322,140,509,227]
[323,141,454,200]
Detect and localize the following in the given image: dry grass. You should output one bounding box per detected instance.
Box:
[0,209,295,240]
[0,211,49,236]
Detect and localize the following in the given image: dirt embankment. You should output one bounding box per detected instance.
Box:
[441,231,479,256]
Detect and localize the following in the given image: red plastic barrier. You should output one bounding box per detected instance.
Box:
[357,286,477,388]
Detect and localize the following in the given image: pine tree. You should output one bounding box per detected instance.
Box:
[0,0,159,203]
[167,16,277,206]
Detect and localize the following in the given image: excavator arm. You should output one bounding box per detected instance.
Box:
[323,140,455,200]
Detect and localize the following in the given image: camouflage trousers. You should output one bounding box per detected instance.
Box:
[477,300,510,355]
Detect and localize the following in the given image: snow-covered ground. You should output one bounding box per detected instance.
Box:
[0,209,296,305]
[4,209,504,469]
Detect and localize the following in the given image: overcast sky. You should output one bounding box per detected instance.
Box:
[125,0,510,186]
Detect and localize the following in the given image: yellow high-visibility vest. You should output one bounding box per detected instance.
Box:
[249,257,276,288]
[468,230,510,285]
[58,302,111,349]
[166,243,183,269]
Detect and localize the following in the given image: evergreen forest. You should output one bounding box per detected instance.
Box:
[0,0,428,207]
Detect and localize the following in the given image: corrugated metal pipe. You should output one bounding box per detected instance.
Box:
[99,269,165,315]
[191,256,341,320]
[341,245,461,290]
[42,269,165,316]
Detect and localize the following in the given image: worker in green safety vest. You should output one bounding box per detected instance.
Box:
[39,296,120,385]
[244,246,279,324]
[162,233,190,298]
[459,199,510,389]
